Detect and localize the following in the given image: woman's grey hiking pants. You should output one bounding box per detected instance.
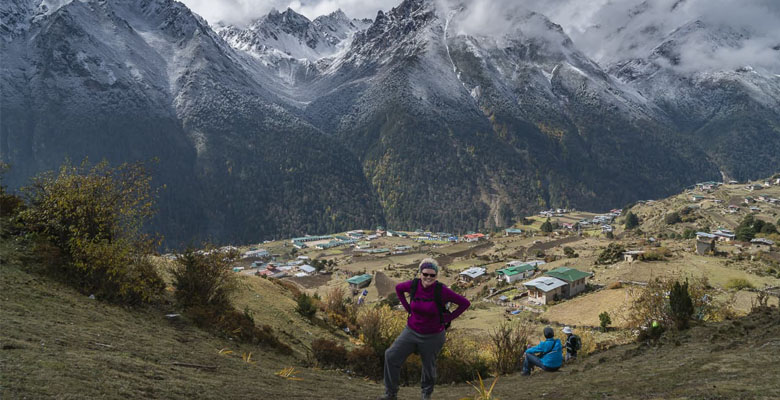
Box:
[383,326,446,397]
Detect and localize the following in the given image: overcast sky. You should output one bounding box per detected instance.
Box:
[180,0,780,71]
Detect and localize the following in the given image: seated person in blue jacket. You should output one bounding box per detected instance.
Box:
[521,326,563,375]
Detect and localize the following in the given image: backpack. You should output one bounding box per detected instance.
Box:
[568,335,582,352]
[409,278,452,329]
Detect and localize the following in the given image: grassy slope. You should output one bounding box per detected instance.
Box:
[4,256,780,399]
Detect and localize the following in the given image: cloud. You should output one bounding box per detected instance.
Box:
[522,0,780,72]
[179,0,780,72]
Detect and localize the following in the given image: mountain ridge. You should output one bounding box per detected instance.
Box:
[1,0,778,246]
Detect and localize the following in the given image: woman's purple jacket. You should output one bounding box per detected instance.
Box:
[396,280,471,334]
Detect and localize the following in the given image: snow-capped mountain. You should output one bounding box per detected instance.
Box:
[0,0,382,245]
[2,0,777,244]
[608,17,780,179]
[216,8,370,85]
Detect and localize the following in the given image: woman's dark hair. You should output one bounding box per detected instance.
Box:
[543,326,554,339]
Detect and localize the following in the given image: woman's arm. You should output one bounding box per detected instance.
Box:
[395,280,413,313]
[441,286,471,323]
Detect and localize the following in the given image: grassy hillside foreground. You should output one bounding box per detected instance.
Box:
[3,255,780,399]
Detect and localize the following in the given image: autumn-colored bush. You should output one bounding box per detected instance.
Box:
[346,346,382,379]
[438,334,491,383]
[607,281,623,290]
[357,304,406,358]
[488,320,533,374]
[311,339,348,368]
[19,159,164,304]
[626,275,732,331]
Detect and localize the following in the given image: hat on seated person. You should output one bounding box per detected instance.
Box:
[562,326,573,334]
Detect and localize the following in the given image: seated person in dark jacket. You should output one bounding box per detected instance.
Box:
[521,326,563,375]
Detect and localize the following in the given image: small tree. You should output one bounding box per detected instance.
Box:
[563,246,576,258]
[489,320,533,374]
[599,311,611,332]
[296,293,318,319]
[624,212,639,230]
[664,212,681,225]
[669,280,694,330]
[19,159,163,304]
[172,247,239,309]
[596,243,625,265]
[540,218,553,233]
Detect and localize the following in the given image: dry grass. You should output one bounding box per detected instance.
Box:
[542,288,633,328]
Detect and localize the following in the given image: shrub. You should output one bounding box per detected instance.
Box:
[669,280,694,330]
[346,346,382,379]
[19,159,163,304]
[624,212,639,229]
[357,304,406,358]
[563,246,576,258]
[188,305,291,353]
[540,218,553,233]
[725,278,754,291]
[626,276,720,330]
[296,293,318,319]
[664,212,682,225]
[438,334,491,383]
[488,320,533,375]
[172,248,239,309]
[596,243,625,265]
[639,248,670,261]
[311,339,348,368]
[599,312,611,332]
[577,330,597,355]
[325,286,347,315]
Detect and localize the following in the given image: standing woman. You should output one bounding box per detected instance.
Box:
[379,258,471,400]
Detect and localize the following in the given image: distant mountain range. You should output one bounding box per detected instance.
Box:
[2,0,778,246]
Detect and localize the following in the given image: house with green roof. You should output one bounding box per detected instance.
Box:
[496,263,537,283]
[544,267,591,298]
[347,274,373,290]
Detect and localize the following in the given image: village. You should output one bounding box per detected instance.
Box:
[194,177,780,337]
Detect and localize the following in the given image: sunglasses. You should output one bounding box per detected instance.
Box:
[421,272,437,278]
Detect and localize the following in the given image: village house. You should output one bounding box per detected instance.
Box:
[463,233,486,242]
[505,228,524,236]
[623,250,645,262]
[297,265,316,276]
[523,276,568,305]
[750,238,774,252]
[458,267,487,284]
[347,274,373,290]
[544,267,591,298]
[242,249,269,259]
[691,195,705,202]
[712,229,735,242]
[728,205,740,213]
[291,235,333,249]
[496,263,537,283]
